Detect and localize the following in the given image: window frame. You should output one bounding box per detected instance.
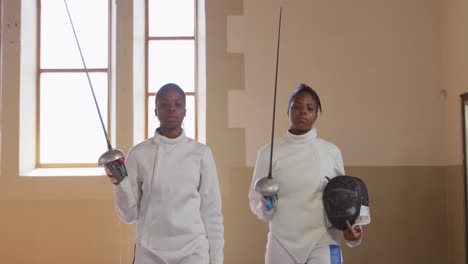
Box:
[36,0,112,168]
[0,0,3,175]
[144,0,199,140]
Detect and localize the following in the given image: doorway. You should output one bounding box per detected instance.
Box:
[460,92,468,264]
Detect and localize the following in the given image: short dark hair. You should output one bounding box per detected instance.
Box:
[155,83,186,108]
[288,83,322,113]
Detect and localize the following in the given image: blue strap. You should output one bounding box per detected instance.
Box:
[265,197,274,211]
[329,245,342,264]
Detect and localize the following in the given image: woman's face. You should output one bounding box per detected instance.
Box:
[288,91,318,135]
[155,88,186,130]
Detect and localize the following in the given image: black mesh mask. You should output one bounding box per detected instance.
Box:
[323,175,370,230]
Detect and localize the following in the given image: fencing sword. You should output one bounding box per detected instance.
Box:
[254,7,283,197]
[63,0,127,181]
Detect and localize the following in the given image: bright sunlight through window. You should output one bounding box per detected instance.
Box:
[146,0,198,139]
[38,0,109,167]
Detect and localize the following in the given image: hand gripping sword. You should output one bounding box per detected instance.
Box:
[254,7,283,197]
[63,0,127,182]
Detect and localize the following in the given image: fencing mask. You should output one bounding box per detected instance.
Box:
[323,175,371,231]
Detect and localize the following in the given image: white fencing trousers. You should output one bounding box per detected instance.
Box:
[133,240,209,264]
[265,230,343,264]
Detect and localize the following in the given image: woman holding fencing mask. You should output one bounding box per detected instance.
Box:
[249,84,364,264]
[102,83,224,264]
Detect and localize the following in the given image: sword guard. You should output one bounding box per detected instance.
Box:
[99,148,128,183]
[98,148,125,166]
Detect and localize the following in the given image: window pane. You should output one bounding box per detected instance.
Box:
[148,96,158,137]
[147,95,195,139]
[148,0,194,37]
[40,73,108,164]
[184,95,195,139]
[41,0,108,68]
[148,40,195,93]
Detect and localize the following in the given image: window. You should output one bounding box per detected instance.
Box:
[146,0,197,139]
[19,0,205,175]
[38,0,110,167]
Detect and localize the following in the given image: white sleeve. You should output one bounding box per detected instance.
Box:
[249,148,275,222]
[333,147,345,176]
[113,148,141,224]
[199,147,224,264]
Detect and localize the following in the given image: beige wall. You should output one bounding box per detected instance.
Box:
[0,0,467,263]
[442,0,468,165]
[226,0,445,167]
[212,0,466,263]
[442,0,468,262]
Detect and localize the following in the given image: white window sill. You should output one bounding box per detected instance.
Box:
[21,167,106,177]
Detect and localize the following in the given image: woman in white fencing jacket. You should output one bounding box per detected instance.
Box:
[249,84,364,264]
[104,83,224,264]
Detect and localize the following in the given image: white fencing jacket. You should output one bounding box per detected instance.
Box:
[114,130,224,264]
[249,128,359,263]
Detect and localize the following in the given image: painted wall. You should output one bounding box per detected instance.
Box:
[225,0,445,167]
[209,0,465,263]
[0,0,467,263]
[441,0,468,263]
[442,0,468,165]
